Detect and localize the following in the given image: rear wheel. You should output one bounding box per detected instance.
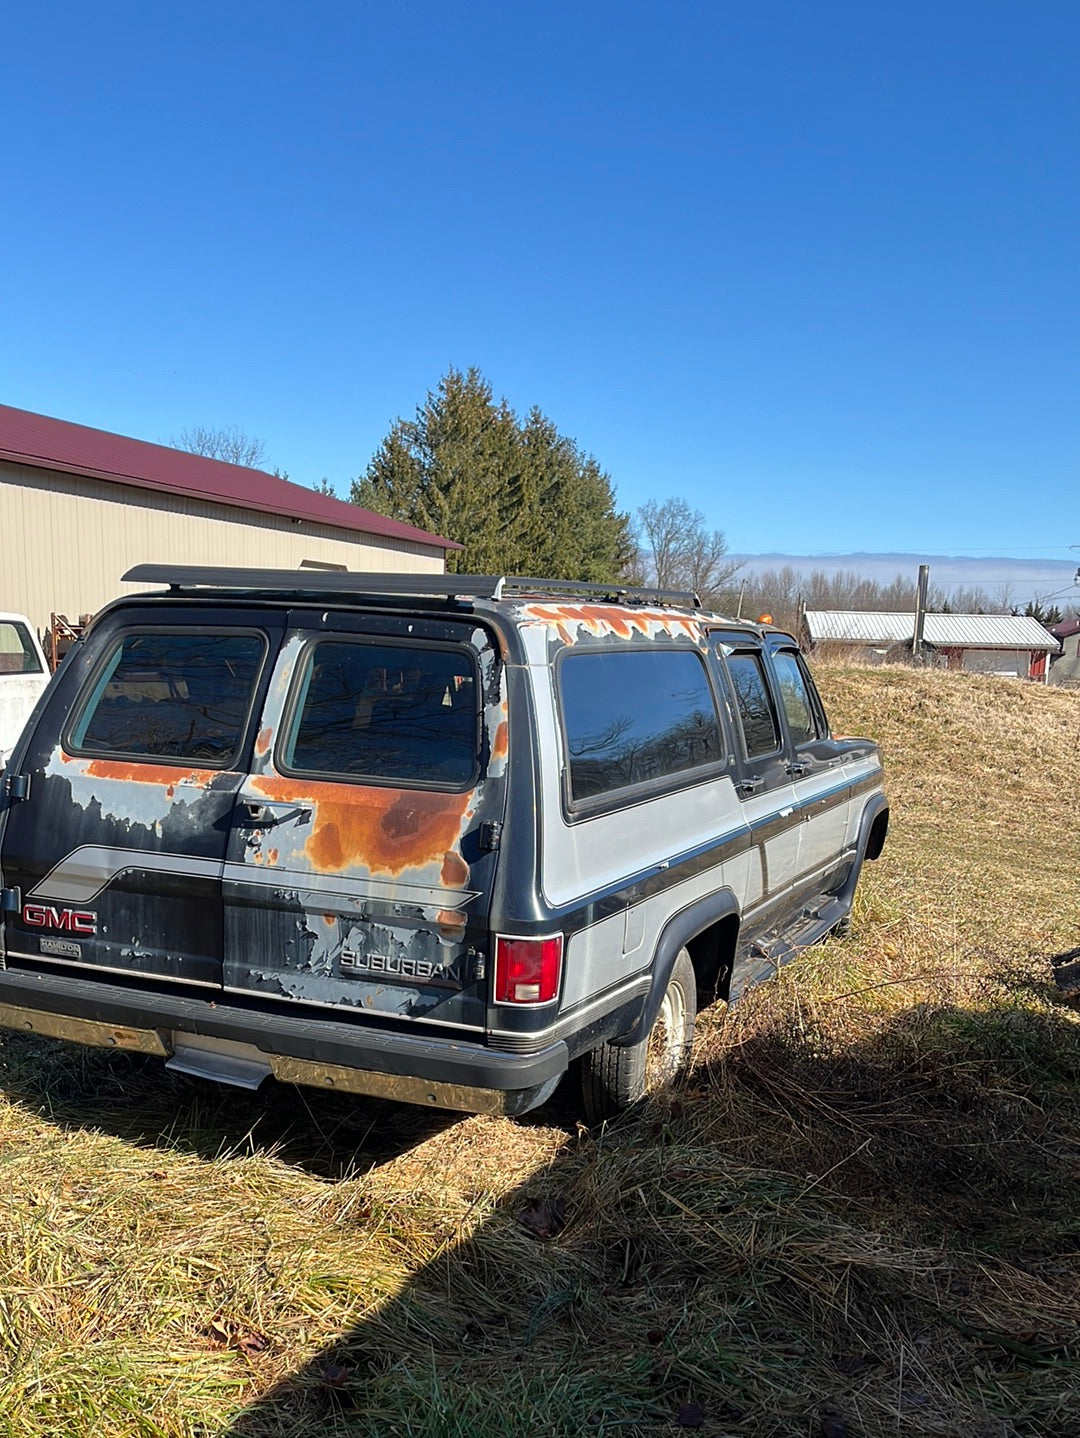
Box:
[581,948,697,1122]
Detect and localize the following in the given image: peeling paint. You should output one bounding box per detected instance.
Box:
[517,603,701,645]
[249,775,474,880]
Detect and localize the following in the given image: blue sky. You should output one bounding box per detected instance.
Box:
[2,1,1077,580]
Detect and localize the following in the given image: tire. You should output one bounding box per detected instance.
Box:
[581,947,697,1122]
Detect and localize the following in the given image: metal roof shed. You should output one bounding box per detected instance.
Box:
[804,610,1059,682]
[0,403,460,632]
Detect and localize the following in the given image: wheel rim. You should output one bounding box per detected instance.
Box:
[644,977,687,1092]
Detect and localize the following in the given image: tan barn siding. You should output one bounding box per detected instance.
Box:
[0,461,445,632]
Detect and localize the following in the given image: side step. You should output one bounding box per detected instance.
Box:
[736,898,849,994]
[165,1033,273,1089]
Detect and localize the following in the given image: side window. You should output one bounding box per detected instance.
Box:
[0,621,42,676]
[720,648,781,759]
[770,650,817,743]
[559,648,724,804]
[68,631,266,764]
[280,640,477,789]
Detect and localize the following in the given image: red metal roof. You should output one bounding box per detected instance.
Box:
[0,402,460,550]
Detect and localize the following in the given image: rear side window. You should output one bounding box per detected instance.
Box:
[721,649,781,758]
[280,640,477,789]
[0,621,43,676]
[68,631,265,764]
[560,648,724,804]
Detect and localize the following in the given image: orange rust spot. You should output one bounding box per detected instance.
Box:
[165,785,175,798]
[255,726,272,756]
[80,758,219,787]
[436,909,468,935]
[441,850,469,886]
[267,848,279,866]
[523,604,700,643]
[253,851,265,865]
[492,720,508,760]
[250,775,472,880]
[322,914,336,925]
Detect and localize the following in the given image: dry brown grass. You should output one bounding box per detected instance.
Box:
[1,664,1078,1436]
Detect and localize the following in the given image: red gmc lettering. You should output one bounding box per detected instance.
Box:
[22,904,97,935]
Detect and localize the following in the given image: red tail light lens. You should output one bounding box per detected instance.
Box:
[494,934,563,1004]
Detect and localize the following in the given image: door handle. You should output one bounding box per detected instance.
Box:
[240,801,311,827]
[736,776,764,796]
[787,761,812,778]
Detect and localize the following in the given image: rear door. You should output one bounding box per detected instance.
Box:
[764,640,852,878]
[221,611,507,1034]
[711,634,802,898]
[2,609,279,986]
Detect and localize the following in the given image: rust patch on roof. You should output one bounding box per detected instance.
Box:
[521,604,700,643]
[250,775,472,880]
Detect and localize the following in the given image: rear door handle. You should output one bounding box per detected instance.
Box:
[736,776,764,796]
[787,761,812,778]
[240,801,311,827]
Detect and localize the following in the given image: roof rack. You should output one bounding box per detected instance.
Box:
[121,565,701,609]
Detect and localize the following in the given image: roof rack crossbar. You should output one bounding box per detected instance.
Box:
[122,565,703,608]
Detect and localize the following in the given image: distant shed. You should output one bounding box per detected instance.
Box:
[804,610,1059,682]
[0,403,459,633]
[1049,619,1080,688]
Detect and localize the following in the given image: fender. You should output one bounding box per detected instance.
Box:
[611,888,740,1047]
[832,793,889,910]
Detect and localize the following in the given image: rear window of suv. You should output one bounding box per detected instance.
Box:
[278,639,478,789]
[67,630,266,765]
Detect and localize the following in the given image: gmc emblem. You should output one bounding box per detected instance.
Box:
[22,903,98,936]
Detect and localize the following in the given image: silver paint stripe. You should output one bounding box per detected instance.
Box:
[5,951,222,987]
[487,972,652,1044]
[30,846,476,910]
[220,985,483,1031]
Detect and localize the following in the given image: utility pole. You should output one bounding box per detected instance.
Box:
[912,564,930,659]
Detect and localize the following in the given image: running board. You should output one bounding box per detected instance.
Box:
[165,1033,273,1089]
[736,899,848,994]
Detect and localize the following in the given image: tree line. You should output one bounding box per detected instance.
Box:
[177,370,1076,628]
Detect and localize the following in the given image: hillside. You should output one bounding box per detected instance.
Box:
[0,666,1078,1437]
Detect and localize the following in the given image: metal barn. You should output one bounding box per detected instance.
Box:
[0,403,456,634]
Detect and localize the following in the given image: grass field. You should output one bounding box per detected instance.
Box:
[1,664,1078,1437]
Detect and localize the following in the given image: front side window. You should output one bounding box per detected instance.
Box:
[280,640,477,788]
[770,650,818,743]
[721,648,781,759]
[0,621,42,676]
[69,631,265,764]
[560,648,724,804]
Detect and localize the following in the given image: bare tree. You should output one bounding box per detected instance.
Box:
[637,498,740,604]
[172,425,268,469]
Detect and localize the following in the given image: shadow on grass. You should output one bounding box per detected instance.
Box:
[0,1032,462,1177]
[214,988,1080,1438]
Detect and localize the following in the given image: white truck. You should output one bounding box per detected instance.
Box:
[0,615,49,770]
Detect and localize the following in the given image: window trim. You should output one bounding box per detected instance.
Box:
[63,625,269,770]
[766,642,831,746]
[273,633,483,794]
[713,640,784,763]
[554,642,731,821]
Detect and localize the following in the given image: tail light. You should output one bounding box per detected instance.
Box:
[494,934,563,1005]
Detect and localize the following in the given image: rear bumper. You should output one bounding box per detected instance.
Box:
[0,968,569,1116]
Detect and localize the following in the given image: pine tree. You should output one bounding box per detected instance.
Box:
[351,368,632,579]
